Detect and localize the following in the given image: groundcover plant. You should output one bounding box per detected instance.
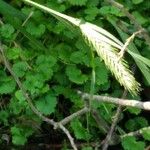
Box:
[0,0,150,149]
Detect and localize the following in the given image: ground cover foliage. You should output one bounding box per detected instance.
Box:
[0,0,150,149]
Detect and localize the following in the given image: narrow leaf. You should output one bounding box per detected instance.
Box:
[107,16,150,85]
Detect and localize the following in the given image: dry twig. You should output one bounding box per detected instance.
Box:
[58,107,89,127]
[102,90,127,150]
[78,91,150,111]
[122,126,150,138]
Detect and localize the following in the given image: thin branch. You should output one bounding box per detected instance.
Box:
[78,91,150,111]
[102,107,121,150]
[105,0,150,47]
[91,109,109,134]
[58,124,78,150]
[58,107,89,127]
[145,145,150,150]
[102,90,127,150]
[102,65,138,149]
[121,126,150,138]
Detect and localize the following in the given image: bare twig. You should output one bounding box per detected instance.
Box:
[78,91,150,111]
[58,107,89,127]
[59,124,77,150]
[91,108,121,149]
[102,107,122,150]
[91,109,109,134]
[145,145,150,150]
[105,0,150,47]
[121,126,150,138]
[102,90,127,150]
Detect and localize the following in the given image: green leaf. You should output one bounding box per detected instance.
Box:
[127,107,141,115]
[82,147,93,150]
[128,51,150,68]
[9,98,24,115]
[70,50,89,65]
[21,7,45,22]
[35,55,56,80]
[95,66,109,85]
[35,93,57,115]
[11,126,33,145]
[132,0,144,4]
[66,65,88,84]
[17,25,48,51]
[0,24,15,39]
[36,55,56,67]
[12,61,28,77]
[36,63,53,80]
[56,44,72,63]
[70,51,84,64]
[54,21,66,34]
[6,47,21,60]
[110,6,123,16]
[71,119,91,140]
[46,1,66,12]
[121,136,145,150]
[23,74,44,95]
[125,117,148,131]
[87,0,99,7]
[15,90,27,105]
[26,22,46,38]
[84,7,99,21]
[0,110,9,125]
[99,6,110,15]
[99,6,124,17]
[142,128,150,141]
[68,0,88,6]
[132,11,148,25]
[0,76,16,94]
[12,133,27,145]
[94,58,109,85]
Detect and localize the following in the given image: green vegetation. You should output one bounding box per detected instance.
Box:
[0,0,150,149]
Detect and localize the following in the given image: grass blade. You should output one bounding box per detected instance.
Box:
[0,0,47,52]
[107,16,150,85]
